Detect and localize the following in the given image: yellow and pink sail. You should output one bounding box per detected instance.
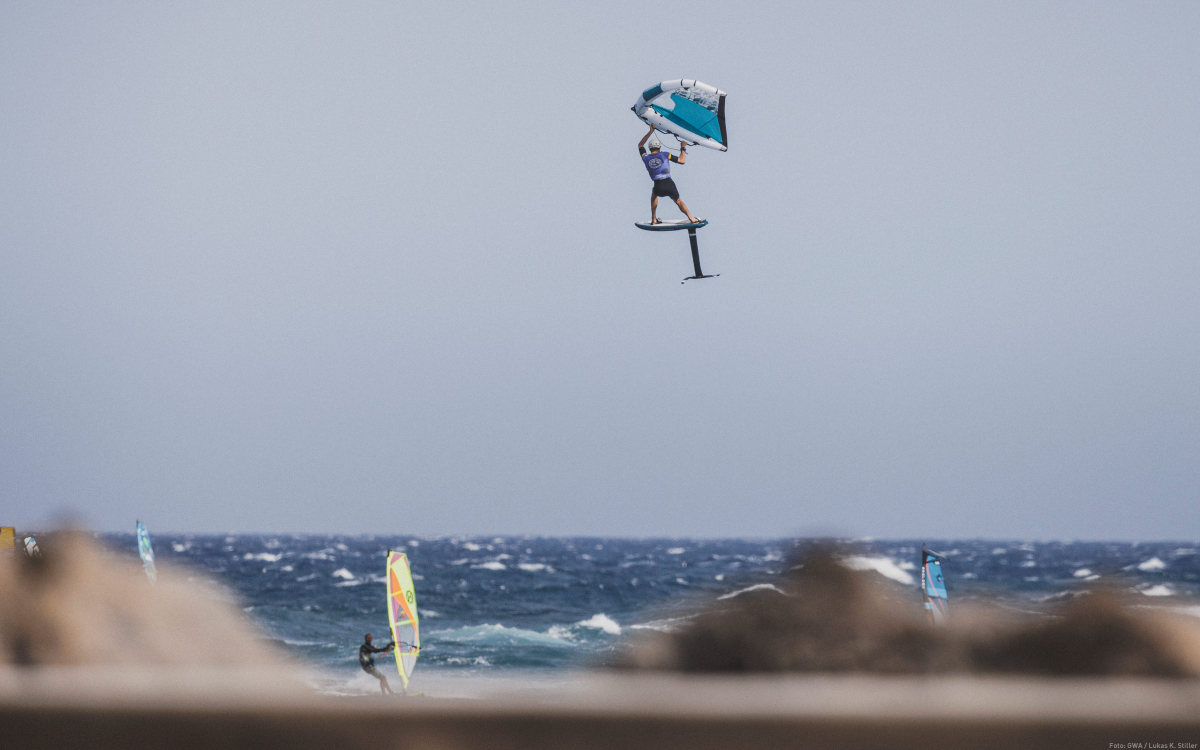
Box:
[386,551,421,691]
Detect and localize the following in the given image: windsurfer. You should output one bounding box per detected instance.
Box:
[359,633,395,694]
[639,124,700,225]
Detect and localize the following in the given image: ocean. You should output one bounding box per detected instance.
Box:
[101,534,1199,695]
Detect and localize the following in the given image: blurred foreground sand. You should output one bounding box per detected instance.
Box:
[0,532,290,668]
[2,667,1199,750]
[2,535,1198,749]
[622,544,1200,676]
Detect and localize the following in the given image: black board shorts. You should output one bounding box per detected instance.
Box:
[651,177,680,200]
[361,662,384,679]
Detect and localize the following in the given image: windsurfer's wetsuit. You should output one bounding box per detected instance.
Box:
[640,146,682,200]
[359,641,393,678]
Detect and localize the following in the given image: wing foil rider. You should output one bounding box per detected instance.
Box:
[638,124,700,225]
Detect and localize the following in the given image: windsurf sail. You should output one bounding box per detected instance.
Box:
[136,520,157,583]
[921,544,948,625]
[633,79,728,151]
[386,550,420,692]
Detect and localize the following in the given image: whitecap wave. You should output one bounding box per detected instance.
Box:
[331,568,355,580]
[576,614,621,635]
[518,563,553,572]
[283,639,337,648]
[630,615,694,632]
[1137,557,1166,571]
[841,555,915,585]
[1034,589,1085,602]
[666,548,685,555]
[472,561,506,571]
[243,552,283,562]
[1140,584,1174,597]
[428,624,575,649]
[718,583,788,600]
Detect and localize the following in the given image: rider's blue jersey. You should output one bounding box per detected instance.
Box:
[642,150,672,180]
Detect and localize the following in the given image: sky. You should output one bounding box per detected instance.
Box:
[1,1,1198,538]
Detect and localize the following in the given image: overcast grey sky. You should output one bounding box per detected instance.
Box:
[2,1,1198,538]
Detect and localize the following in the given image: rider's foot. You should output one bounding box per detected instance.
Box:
[652,217,661,224]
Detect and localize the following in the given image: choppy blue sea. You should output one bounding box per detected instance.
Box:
[100,535,1199,694]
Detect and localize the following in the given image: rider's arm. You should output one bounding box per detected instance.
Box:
[638,124,655,154]
[672,143,687,164]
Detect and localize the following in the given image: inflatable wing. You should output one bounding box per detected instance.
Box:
[633,80,727,151]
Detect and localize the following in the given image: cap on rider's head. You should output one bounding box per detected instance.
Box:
[648,138,662,150]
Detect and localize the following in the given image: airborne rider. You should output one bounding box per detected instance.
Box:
[638,124,700,225]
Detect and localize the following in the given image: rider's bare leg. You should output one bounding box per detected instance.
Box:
[651,195,659,223]
[675,197,699,223]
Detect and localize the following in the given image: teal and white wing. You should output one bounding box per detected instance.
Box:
[634,80,728,151]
